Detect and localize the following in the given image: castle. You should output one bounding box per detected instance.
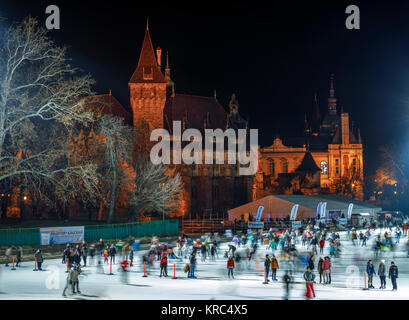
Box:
[99,23,364,219]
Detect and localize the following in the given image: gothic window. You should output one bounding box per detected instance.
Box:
[281,158,288,174]
[335,166,339,175]
[320,161,328,175]
[352,158,357,174]
[268,158,275,176]
[335,159,340,175]
[142,67,153,80]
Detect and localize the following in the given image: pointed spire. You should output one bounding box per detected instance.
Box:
[129,21,166,84]
[304,114,310,134]
[214,89,217,99]
[328,73,337,115]
[146,18,149,31]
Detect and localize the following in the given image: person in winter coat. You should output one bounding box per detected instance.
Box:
[317,257,324,284]
[319,238,325,254]
[227,256,235,279]
[72,250,81,266]
[62,244,70,264]
[367,260,375,288]
[389,261,399,291]
[103,248,109,264]
[35,249,44,270]
[160,253,168,277]
[81,244,88,267]
[378,260,386,289]
[129,248,134,266]
[322,257,331,284]
[264,255,271,283]
[16,247,23,267]
[189,252,197,279]
[270,255,279,281]
[283,270,292,300]
[5,246,12,267]
[308,254,315,272]
[109,244,117,264]
[303,267,316,299]
[70,265,81,294]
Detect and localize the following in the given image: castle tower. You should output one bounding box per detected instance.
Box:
[328,74,337,115]
[128,21,167,131]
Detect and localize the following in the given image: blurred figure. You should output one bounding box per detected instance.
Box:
[120,259,129,284]
[303,267,316,299]
[283,270,292,300]
[227,255,235,279]
[189,251,197,279]
[70,265,81,294]
[322,256,331,284]
[5,246,12,267]
[89,244,96,265]
[367,260,375,288]
[62,244,70,264]
[378,260,386,289]
[319,237,325,254]
[81,243,88,267]
[35,249,44,271]
[160,253,168,277]
[16,247,23,267]
[389,261,398,291]
[264,255,271,283]
[103,247,109,264]
[317,257,324,284]
[129,248,134,266]
[109,244,117,264]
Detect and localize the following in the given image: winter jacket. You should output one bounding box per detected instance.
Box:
[270,257,279,269]
[189,254,196,265]
[70,269,79,282]
[378,263,385,276]
[109,246,117,255]
[160,255,168,267]
[367,263,375,275]
[322,260,331,271]
[308,257,314,270]
[264,258,271,269]
[5,248,12,256]
[35,250,43,263]
[319,239,325,247]
[82,247,88,256]
[389,265,398,278]
[227,259,235,268]
[303,271,315,283]
[317,259,323,274]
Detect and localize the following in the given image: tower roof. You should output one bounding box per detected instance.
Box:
[129,24,166,84]
[295,151,321,173]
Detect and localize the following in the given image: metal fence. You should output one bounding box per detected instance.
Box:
[0,219,179,247]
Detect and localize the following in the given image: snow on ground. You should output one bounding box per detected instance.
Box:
[0,228,408,300]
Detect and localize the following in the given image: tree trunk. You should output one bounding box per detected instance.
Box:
[107,167,117,224]
[97,201,104,221]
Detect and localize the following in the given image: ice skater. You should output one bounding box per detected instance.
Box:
[227,255,235,279]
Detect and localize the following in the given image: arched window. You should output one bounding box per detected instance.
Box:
[268,158,275,176]
[281,158,288,173]
[320,161,328,175]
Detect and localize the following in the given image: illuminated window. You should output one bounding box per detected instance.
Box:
[143,67,153,80]
[268,158,275,176]
[320,161,328,175]
[336,166,339,174]
[352,158,357,174]
[281,158,288,173]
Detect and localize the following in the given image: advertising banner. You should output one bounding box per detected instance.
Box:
[40,226,84,245]
[320,202,327,219]
[347,203,354,220]
[248,221,264,229]
[315,202,322,219]
[290,204,299,221]
[292,221,301,228]
[255,206,264,221]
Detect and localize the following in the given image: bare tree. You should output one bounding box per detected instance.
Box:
[97,115,133,223]
[130,157,182,221]
[0,17,98,213]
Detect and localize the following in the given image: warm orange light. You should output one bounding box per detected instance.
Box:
[23,196,28,201]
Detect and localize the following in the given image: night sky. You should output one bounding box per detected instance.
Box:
[2,0,409,175]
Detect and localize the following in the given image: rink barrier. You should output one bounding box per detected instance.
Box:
[363,272,368,290]
[142,261,147,277]
[11,256,16,270]
[33,257,38,271]
[0,219,178,247]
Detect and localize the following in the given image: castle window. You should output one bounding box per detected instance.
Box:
[352,158,357,175]
[335,166,339,175]
[143,67,153,80]
[281,158,288,174]
[268,158,275,176]
[320,161,328,175]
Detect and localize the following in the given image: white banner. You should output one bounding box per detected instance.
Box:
[315,202,322,219]
[290,204,299,221]
[248,221,264,229]
[255,206,264,221]
[40,226,84,245]
[292,221,301,228]
[347,203,354,220]
[320,202,327,219]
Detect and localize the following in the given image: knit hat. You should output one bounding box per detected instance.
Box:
[381,260,385,264]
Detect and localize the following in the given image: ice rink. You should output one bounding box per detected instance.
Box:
[0,228,408,300]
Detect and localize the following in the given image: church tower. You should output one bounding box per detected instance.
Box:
[128,21,167,131]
